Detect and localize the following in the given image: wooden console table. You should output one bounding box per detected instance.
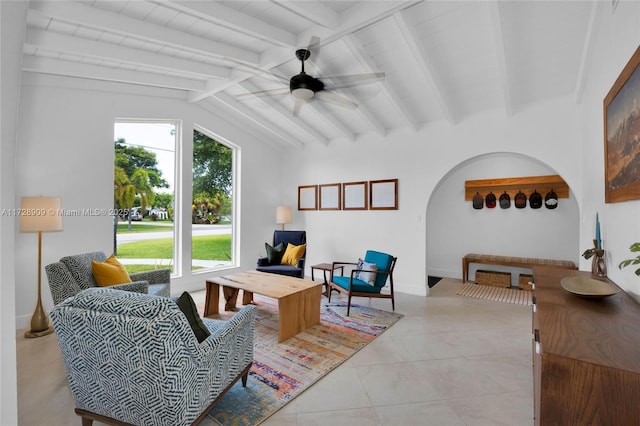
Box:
[532,267,640,425]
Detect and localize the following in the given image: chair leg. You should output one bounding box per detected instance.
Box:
[327,285,332,302]
[242,371,249,387]
[347,295,352,316]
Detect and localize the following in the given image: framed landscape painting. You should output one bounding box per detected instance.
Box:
[604,45,640,203]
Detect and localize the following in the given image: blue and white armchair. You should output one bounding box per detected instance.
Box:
[45,251,170,305]
[50,287,256,426]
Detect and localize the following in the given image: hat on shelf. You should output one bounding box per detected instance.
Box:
[472,192,484,209]
[514,191,527,209]
[499,191,511,209]
[529,190,543,209]
[485,192,497,208]
[545,189,558,209]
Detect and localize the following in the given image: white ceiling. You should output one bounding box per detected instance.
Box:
[22,1,601,148]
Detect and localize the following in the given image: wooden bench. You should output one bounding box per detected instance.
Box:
[462,253,576,283]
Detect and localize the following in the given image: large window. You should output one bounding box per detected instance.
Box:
[113,122,236,276]
[113,121,176,273]
[192,128,234,271]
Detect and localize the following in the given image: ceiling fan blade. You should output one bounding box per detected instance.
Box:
[323,72,385,89]
[306,35,321,58]
[292,98,305,116]
[315,91,358,109]
[223,57,290,84]
[236,87,289,99]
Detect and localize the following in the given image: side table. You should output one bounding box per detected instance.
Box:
[311,263,343,296]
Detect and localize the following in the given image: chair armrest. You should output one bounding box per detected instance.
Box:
[129,268,170,285]
[330,261,357,281]
[257,257,270,267]
[110,281,149,294]
[198,305,256,364]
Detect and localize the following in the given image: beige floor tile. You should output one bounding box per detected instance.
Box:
[449,390,534,426]
[294,408,381,426]
[290,365,372,413]
[375,401,466,426]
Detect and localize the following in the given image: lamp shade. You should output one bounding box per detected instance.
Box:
[275,205,292,225]
[19,196,63,233]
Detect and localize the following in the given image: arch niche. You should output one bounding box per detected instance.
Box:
[425,152,579,290]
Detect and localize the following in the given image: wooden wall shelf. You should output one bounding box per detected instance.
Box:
[464,175,569,201]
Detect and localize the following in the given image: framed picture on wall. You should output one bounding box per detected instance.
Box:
[343,181,368,210]
[319,183,341,210]
[298,185,317,210]
[604,45,640,203]
[370,179,398,210]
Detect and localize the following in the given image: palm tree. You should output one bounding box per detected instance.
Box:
[130,169,156,216]
[113,167,156,253]
[114,166,135,253]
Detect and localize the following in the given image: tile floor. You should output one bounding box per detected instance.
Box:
[17,278,533,425]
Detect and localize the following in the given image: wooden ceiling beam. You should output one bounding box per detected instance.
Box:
[29,1,257,64]
[22,55,206,91]
[25,28,229,80]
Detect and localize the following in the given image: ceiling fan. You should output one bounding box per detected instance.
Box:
[238,46,385,116]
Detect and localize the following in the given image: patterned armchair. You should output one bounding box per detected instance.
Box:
[45,251,170,305]
[50,287,256,426]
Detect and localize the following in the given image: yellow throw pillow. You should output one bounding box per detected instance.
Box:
[92,255,132,287]
[280,243,306,267]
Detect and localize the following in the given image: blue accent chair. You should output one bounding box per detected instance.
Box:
[50,287,256,426]
[328,250,397,315]
[256,230,307,278]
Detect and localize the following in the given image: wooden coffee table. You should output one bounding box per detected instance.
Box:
[204,270,322,342]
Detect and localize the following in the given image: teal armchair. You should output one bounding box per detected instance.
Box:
[328,250,397,315]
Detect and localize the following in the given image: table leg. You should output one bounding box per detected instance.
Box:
[242,291,254,305]
[223,286,240,311]
[322,269,329,296]
[277,285,321,342]
[462,258,468,283]
[204,281,220,317]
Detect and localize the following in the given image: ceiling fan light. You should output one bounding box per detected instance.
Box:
[292,87,314,100]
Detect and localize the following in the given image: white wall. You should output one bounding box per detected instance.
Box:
[13,74,283,329]
[282,96,581,296]
[577,1,640,299]
[1,2,28,423]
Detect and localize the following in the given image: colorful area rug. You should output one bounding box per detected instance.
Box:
[457,283,532,306]
[205,296,403,425]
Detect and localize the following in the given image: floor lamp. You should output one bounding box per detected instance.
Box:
[20,196,63,338]
[275,206,292,230]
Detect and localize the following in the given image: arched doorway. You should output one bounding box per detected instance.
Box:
[425,152,579,289]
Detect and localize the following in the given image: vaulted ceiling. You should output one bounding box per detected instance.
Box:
[22,1,600,148]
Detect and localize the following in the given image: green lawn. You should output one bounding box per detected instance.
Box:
[116,223,173,233]
[116,234,231,260]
